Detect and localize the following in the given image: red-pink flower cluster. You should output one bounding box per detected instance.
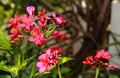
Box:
[8,14,23,43]
[8,5,66,74]
[29,27,45,45]
[37,9,51,28]
[36,47,62,73]
[52,30,68,41]
[83,49,118,70]
[52,12,66,26]
[8,6,66,45]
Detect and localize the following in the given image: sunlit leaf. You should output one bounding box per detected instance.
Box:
[0,61,18,77]
[59,57,73,65]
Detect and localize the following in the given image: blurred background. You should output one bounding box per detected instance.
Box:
[0,0,120,78]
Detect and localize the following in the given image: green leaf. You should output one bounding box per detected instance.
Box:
[0,6,5,19]
[42,71,51,74]
[34,71,50,77]
[9,66,19,77]
[0,29,11,50]
[109,75,119,78]
[61,67,71,74]
[59,57,73,65]
[0,75,11,78]
[0,61,10,72]
[0,61,18,77]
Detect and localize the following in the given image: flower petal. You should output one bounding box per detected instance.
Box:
[39,66,46,73]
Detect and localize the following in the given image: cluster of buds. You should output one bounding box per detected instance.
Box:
[52,30,68,41]
[36,47,62,73]
[83,49,118,70]
[8,6,66,45]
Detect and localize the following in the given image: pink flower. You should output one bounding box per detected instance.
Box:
[36,47,62,73]
[60,33,67,41]
[52,30,61,39]
[20,14,34,31]
[108,64,118,69]
[8,14,23,43]
[52,31,68,41]
[95,49,111,60]
[8,14,20,28]
[83,49,118,70]
[46,47,62,65]
[29,27,45,46]
[26,6,35,16]
[83,56,96,69]
[36,54,50,73]
[37,20,47,28]
[36,62,50,73]
[52,12,66,25]
[83,56,94,65]
[10,28,23,43]
[37,8,51,28]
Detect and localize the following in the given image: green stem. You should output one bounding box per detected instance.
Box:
[95,68,99,78]
[46,24,56,38]
[58,65,62,78]
[29,62,36,78]
[29,47,41,78]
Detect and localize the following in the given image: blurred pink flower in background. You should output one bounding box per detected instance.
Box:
[83,49,118,70]
[52,12,66,26]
